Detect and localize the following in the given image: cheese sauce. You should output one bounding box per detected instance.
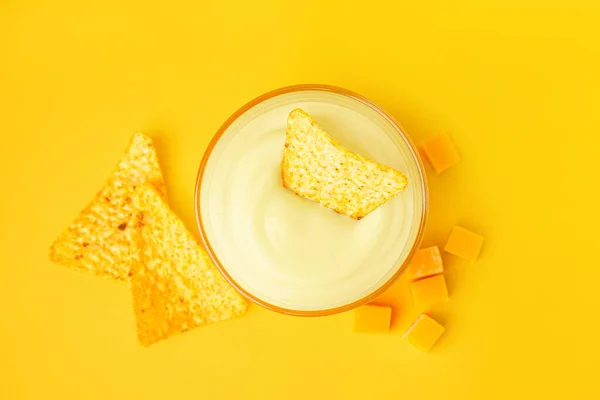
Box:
[199,90,425,312]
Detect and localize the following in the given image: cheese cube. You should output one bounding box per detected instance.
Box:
[417,145,429,164]
[406,246,444,281]
[421,134,460,174]
[410,274,448,309]
[354,305,392,333]
[444,226,484,261]
[404,314,445,351]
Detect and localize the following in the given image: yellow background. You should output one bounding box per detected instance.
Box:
[1,0,599,398]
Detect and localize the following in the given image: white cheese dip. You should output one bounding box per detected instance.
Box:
[199,89,425,312]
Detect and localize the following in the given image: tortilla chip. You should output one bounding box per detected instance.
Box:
[49,133,166,282]
[281,109,408,220]
[129,184,247,347]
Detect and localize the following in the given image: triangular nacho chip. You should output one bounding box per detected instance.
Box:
[49,133,166,282]
[281,109,408,220]
[129,184,247,347]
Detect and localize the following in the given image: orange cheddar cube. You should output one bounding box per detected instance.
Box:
[410,274,448,309]
[444,226,484,261]
[406,246,444,281]
[404,313,445,351]
[417,145,430,164]
[354,305,392,333]
[421,134,460,174]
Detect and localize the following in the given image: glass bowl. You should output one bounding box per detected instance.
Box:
[195,85,428,316]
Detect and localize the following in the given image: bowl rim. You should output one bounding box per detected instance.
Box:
[194,84,428,316]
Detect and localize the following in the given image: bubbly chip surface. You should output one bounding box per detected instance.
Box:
[129,184,248,347]
[49,133,166,281]
[281,109,408,219]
